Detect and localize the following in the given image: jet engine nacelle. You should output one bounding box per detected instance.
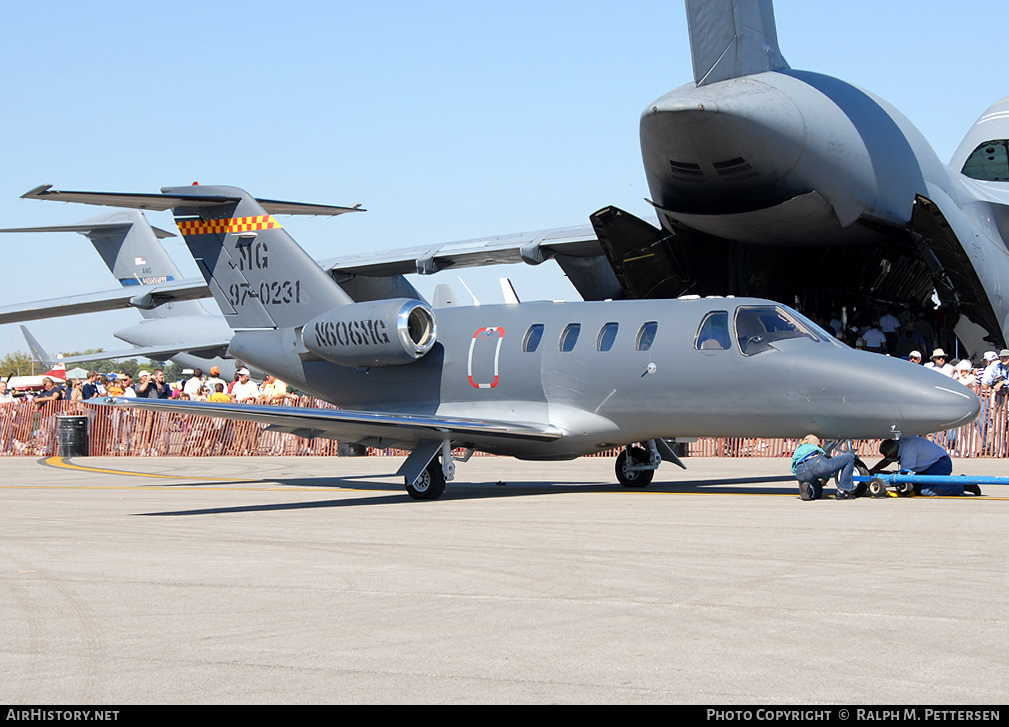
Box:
[302,298,437,368]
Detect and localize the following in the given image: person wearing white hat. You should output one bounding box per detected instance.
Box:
[230,367,260,403]
[907,350,922,364]
[924,348,954,376]
[953,359,977,388]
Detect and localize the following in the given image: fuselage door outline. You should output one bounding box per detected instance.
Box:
[467,326,504,389]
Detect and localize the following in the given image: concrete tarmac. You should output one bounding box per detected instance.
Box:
[0,455,1006,704]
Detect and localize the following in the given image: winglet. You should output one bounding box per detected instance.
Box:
[20,325,55,367]
[686,0,789,86]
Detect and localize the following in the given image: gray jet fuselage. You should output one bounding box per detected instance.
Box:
[229,297,978,459]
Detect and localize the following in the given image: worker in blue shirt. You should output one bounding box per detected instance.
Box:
[791,434,858,501]
[869,438,980,496]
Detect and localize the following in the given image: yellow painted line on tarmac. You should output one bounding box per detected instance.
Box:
[41,456,237,480]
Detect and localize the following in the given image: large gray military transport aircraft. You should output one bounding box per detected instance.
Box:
[45,184,977,500]
[596,0,1009,357]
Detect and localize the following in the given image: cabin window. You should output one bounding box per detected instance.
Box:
[695,311,731,350]
[734,306,816,356]
[597,322,619,352]
[559,323,581,352]
[523,324,545,352]
[961,140,1009,181]
[635,321,658,351]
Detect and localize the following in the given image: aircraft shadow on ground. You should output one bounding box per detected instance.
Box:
[138,474,800,516]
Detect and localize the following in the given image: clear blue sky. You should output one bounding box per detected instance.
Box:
[0,0,1003,359]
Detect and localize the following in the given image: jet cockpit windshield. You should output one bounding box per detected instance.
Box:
[734,305,834,356]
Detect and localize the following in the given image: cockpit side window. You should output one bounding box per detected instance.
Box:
[961,140,1009,181]
[635,321,658,351]
[694,311,731,350]
[734,306,816,356]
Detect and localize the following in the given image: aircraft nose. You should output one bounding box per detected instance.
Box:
[641,77,806,198]
[781,346,980,439]
[893,367,981,435]
[832,351,979,438]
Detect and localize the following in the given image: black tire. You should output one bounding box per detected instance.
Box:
[868,477,888,498]
[852,461,869,497]
[405,459,446,500]
[616,446,654,488]
[895,481,915,497]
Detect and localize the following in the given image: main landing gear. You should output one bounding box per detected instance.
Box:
[406,458,446,500]
[403,442,472,501]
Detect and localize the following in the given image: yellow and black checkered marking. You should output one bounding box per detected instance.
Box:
[176,215,282,236]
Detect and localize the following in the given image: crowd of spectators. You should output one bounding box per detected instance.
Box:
[6,365,301,408]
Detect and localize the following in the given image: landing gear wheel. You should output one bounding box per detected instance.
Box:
[405,458,446,500]
[616,446,654,488]
[868,478,888,498]
[852,460,869,497]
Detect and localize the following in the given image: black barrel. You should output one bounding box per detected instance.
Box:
[57,415,88,457]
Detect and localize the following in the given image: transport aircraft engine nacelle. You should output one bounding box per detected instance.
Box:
[302,298,437,368]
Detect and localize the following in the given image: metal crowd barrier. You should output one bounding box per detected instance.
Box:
[0,387,1005,458]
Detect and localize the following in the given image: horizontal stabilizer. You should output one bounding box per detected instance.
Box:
[46,340,232,365]
[686,0,789,86]
[88,398,562,446]
[21,184,365,217]
[0,278,211,325]
[0,220,176,239]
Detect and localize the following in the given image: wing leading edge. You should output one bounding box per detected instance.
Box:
[87,398,562,449]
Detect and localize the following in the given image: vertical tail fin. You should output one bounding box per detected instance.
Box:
[20,326,55,367]
[686,0,789,86]
[0,210,209,320]
[167,185,355,330]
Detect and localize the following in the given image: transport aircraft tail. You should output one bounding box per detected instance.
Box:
[0,209,208,321]
[20,325,56,368]
[686,0,789,86]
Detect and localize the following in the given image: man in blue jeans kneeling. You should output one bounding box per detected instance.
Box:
[791,434,858,501]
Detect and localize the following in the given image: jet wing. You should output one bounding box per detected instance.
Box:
[0,278,211,324]
[87,398,562,448]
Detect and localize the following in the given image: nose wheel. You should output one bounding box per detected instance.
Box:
[615,446,655,488]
